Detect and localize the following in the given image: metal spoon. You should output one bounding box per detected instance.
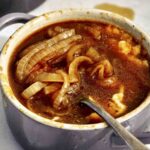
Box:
[80,97,149,150]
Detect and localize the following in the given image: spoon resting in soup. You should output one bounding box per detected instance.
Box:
[9,21,150,124]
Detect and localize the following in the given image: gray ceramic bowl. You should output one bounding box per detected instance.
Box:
[0,9,150,149]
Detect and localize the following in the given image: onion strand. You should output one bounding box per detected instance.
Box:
[53,70,70,109]
[16,29,76,82]
[24,35,82,79]
[22,82,46,99]
[69,56,93,82]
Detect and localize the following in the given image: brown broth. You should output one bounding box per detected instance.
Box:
[8,21,150,124]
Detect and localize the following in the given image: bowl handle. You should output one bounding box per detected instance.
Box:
[0,12,35,30]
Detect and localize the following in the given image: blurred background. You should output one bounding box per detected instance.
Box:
[0,0,150,32]
[0,0,150,150]
[0,0,45,16]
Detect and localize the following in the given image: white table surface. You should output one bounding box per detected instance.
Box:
[0,0,150,149]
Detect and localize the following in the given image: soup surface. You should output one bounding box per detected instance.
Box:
[9,21,150,124]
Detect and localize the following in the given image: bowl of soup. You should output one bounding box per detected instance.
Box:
[1,9,150,149]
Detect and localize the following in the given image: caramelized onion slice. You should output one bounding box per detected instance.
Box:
[54,26,68,33]
[19,41,45,58]
[22,82,46,99]
[36,72,63,82]
[53,70,70,109]
[47,29,57,37]
[128,56,149,68]
[99,76,119,88]
[131,45,141,56]
[112,94,125,110]
[86,47,100,62]
[16,29,75,82]
[67,44,84,63]
[91,59,113,79]
[48,26,69,37]
[101,60,113,77]
[84,25,101,40]
[91,59,117,88]
[24,35,82,79]
[118,40,131,55]
[25,66,48,84]
[44,83,61,95]
[36,72,76,83]
[69,56,93,82]
[20,29,75,57]
[91,64,104,79]
[86,112,102,123]
[42,45,71,63]
[110,85,127,116]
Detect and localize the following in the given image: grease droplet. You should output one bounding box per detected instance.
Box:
[94,3,135,20]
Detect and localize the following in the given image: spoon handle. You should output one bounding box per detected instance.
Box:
[82,99,149,150]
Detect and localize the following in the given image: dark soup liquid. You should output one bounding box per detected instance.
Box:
[9,21,150,124]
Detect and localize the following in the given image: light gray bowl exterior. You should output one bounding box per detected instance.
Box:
[2,92,150,150]
[1,9,150,149]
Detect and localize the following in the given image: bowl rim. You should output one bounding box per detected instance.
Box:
[1,8,150,130]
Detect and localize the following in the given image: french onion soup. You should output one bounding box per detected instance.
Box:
[9,21,150,124]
